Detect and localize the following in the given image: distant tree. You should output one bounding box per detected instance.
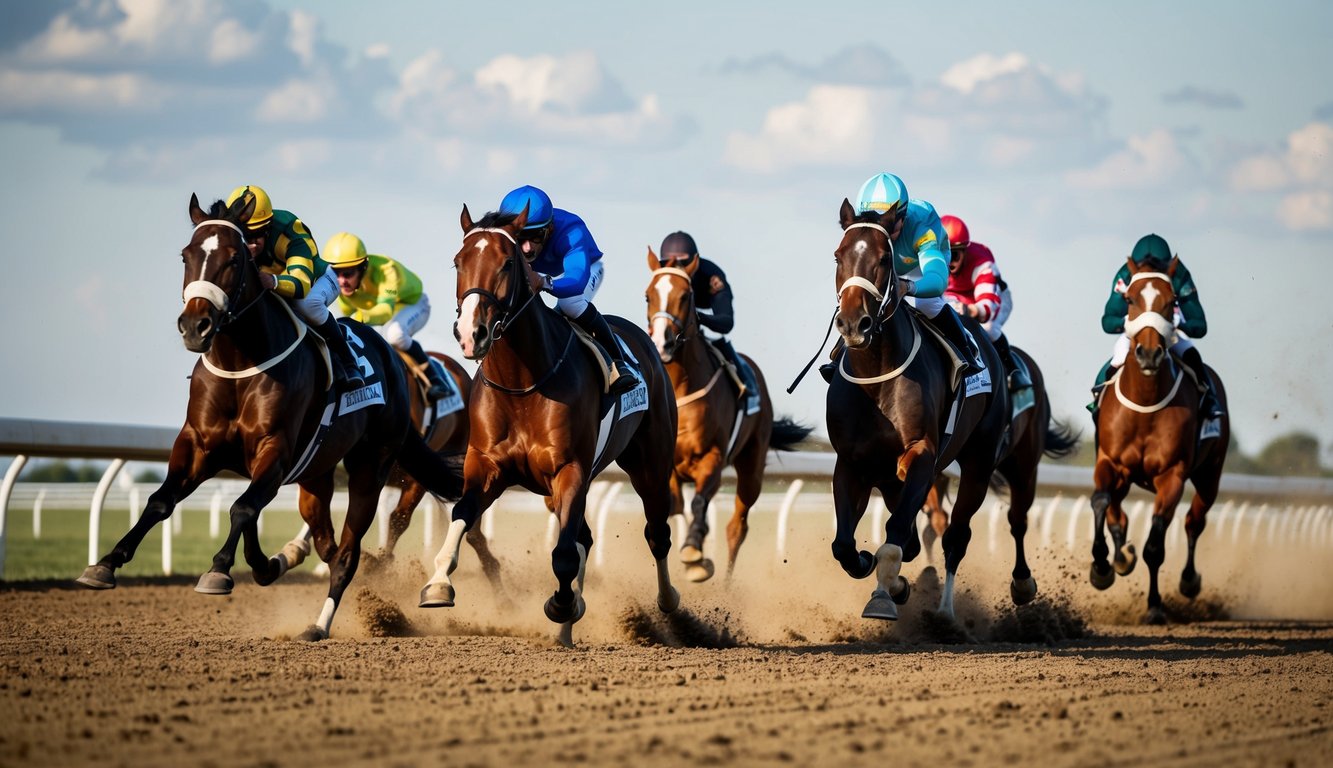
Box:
[20,460,109,482]
[133,468,164,483]
[1254,432,1323,476]
[1224,434,1262,475]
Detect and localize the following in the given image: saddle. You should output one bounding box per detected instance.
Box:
[566,321,642,396]
[912,309,978,392]
[703,342,748,399]
[395,350,464,430]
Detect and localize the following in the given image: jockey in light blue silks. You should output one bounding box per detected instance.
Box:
[821,172,984,383]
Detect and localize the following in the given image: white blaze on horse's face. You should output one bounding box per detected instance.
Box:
[650,274,674,353]
[1139,282,1163,313]
[199,234,219,281]
[456,292,482,358]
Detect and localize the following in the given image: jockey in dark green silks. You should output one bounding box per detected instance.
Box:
[1089,233,1222,418]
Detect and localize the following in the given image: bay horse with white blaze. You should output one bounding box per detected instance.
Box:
[1090,257,1228,623]
[919,346,1080,601]
[419,205,680,646]
[645,247,812,581]
[76,194,462,641]
[826,199,1010,621]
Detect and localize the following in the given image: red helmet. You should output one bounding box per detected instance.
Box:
[941,215,970,251]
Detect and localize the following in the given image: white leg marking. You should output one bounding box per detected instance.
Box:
[315,597,336,634]
[428,519,468,588]
[938,570,957,618]
[875,542,903,595]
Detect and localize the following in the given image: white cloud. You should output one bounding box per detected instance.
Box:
[940,52,1030,94]
[723,86,880,173]
[1067,129,1188,189]
[1229,122,1333,232]
[1278,190,1333,231]
[209,18,258,64]
[0,69,166,113]
[256,78,332,123]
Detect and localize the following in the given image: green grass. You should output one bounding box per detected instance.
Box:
[1,506,422,582]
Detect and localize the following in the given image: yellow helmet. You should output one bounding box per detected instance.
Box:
[225,185,273,231]
[324,231,369,268]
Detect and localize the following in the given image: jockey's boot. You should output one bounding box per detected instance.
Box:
[1087,359,1115,415]
[711,337,750,398]
[1179,347,1223,418]
[993,333,1032,391]
[926,305,983,378]
[819,338,845,383]
[574,304,639,396]
[316,316,366,393]
[407,340,450,402]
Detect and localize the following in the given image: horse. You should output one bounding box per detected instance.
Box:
[917,346,1080,602]
[825,199,1011,621]
[644,248,812,582]
[418,205,681,646]
[76,193,462,641]
[1089,256,1229,623]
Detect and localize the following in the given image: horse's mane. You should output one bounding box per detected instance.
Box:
[206,199,230,218]
[474,211,520,230]
[844,211,888,226]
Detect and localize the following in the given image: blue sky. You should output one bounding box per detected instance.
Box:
[2,0,1330,456]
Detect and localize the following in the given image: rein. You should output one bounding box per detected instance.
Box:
[198,293,309,379]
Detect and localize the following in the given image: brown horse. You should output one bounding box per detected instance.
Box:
[826,200,1010,621]
[918,346,1080,602]
[1090,257,1229,623]
[418,205,681,646]
[76,194,461,641]
[644,248,812,582]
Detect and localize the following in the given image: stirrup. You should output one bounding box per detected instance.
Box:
[1007,369,1032,391]
[609,363,639,396]
[426,383,449,402]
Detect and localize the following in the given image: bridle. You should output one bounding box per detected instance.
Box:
[458,227,542,346]
[182,219,266,330]
[649,265,697,359]
[1123,271,1179,347]
[836,222,903,340]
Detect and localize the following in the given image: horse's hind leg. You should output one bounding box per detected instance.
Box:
[920,476,950,565]
[724,437,766,581]
[465,526,509,604]
[1090,461,1128,589]
[619,449,680,615]
[682,455,724,583]
[383,478,427,559]
[79,455,208,589]
[1143,470,1186,625]
[998,455,1039,606]
[936,463,991,620]
[544,465,590,628]
[1180,464,1221,600]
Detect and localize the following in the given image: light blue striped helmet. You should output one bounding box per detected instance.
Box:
[856,173,908,218]
[499,185,553,230]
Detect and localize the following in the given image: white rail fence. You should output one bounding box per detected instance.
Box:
[3,417,1332,579]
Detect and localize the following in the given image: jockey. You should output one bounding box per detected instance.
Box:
[498,185,640,396]
[1090,233,1222,417]
[224,185,364,392]
[324,232,452,402]
[821,172,983,383]
[940,215,1031,390]
[656,231,753,397]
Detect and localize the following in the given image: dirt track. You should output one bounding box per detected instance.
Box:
[3,536,1332,768]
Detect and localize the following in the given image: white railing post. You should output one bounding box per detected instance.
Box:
[161,504,173,576]
[1067,495,1088,552]
[87,458,126,567]
[33,487,45,540]
[0,455,29,579]
[592,482,623,567]
[773,479,804,563]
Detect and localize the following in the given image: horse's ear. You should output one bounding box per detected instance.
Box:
[189,193,206,225]
[839,198,856,229]
[512,202,530,231]
[1125,255,1137,274]
[647,246,660,272]
[460,204,474,233]
[1168,256,1180,278]
[227,191,256,227]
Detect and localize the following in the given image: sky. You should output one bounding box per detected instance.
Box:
[1,0,1331,458]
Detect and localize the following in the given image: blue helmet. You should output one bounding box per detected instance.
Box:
[499,185,553,230]
[856,173,908,218]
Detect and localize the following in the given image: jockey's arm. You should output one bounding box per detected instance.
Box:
[910,232,949,298]
[1174,266,1207,338]
[1101,265,1131,334]
[269,220,317,300]
[967,261,1002,323]
[357,261,401,326]
[697,279,734,335]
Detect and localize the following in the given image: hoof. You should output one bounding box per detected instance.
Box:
[1089,562,1115,590]
[1143,606,1167,625]
[1180,570,1202,599]
[861,589,899,621]
[194,571,234,595]
[658,585,681,614]
[684,559,716,583]
[679,544,704,564]
[419,582,456,608]
[297,625,329,642]
[252,556,284,587]
[889,576,911,605]
[76,564,116,590]
[849,550,876,580]
[1113,544,1137,576]
[1010,576,1038,606]
[544,594,579,624]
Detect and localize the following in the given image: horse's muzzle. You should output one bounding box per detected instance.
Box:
[455,318,492,360]
[178,303,218,353]
[835,310,875,349]
[1134,343,1165,375]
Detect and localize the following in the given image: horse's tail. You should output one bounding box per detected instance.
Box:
[770,417,814,452]
[396,431,465,501]
[1043,418,1082,460]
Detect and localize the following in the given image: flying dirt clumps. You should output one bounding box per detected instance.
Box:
[618,604,741,648]
[990,597,1088,644]
[356,588,416,637]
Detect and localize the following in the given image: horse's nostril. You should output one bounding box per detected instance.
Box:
[856,316,873,335]
[453,322,461,342]
[196,317,212,336]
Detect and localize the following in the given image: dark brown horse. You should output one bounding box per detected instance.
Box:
[826,200,1010,621]
[644,248,812,582]
[1090,257,1229,623]
[76,194,461,641]
[918,346,1080,602]
[418,205,680,646]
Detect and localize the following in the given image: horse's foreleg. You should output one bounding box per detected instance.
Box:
[999,458,1039,606]
[830,459,875,581]
[1143,471,1186,625]
[1090,459,1127,589]
[79,459,206,589]
[723,437,766,581]
[197,454,284,595]
[421,453,501,608]
[681,455,724,582]
[544,466,589,629]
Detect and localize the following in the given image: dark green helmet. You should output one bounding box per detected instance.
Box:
[1131,233,1172,264]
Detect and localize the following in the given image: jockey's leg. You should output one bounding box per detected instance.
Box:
[710,336,749,397]
[384,297,447,401]
[920,300,982,375]
[406,340,449,401]
[314,315,366,392]
[573,304,639,396]
[1178,346,1222,418]
[992,332,1031,390]
[1087,359,1116,414]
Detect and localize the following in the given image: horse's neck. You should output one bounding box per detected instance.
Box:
[211,292,297,367]
[670,329,714,392]
[1121,354,1176,403]
[847,309,918,375]
[484,302,570,390]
